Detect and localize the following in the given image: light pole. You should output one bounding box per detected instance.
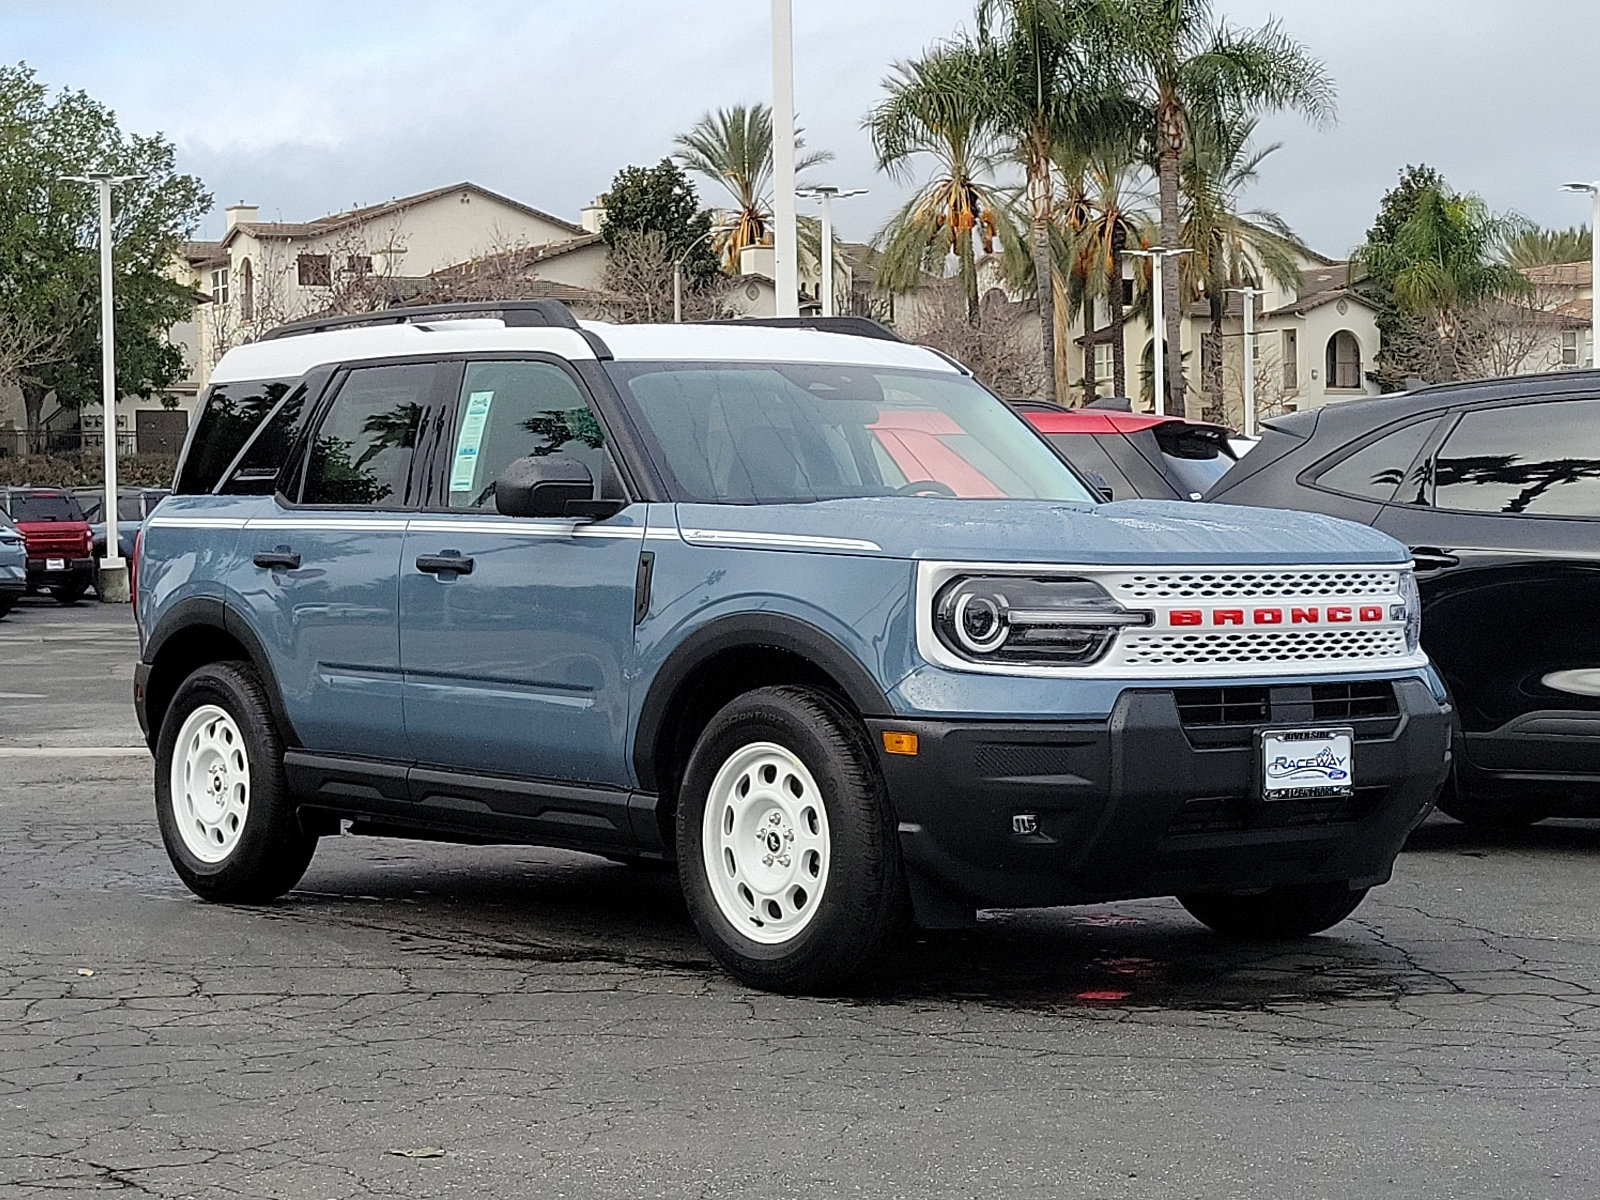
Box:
[62,171,141,603]
[1561,182,1600,368]
[770,0,799,316]
[1227,286,1269,437]
[797,186,866,317]
[673,224,721,323]
[1126,246,1192,416]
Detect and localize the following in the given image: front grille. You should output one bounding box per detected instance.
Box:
[1174,687,1270,727]
[1115,570,1402,601]
[1173,681,1401,749]
[1165,787,1383,837]
[1120,626,1409,669]
[1311,680,1399,722]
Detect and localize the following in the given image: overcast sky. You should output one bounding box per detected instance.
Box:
[7,0,1599,258]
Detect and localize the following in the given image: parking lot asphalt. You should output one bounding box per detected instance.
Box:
[2,594,1599,1199]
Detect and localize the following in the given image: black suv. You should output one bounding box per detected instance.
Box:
[1206,372,1600,826]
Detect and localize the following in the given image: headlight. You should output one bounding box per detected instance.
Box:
[1396,570,1422,653]
[933,575,1150,665]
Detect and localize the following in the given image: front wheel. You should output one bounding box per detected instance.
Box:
[677,686,907,993]
[155,661,317,902]
[1178,882,1370,940]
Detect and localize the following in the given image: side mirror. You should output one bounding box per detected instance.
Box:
[494,457,594,518]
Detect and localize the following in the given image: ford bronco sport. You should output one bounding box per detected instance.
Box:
[135,302,1452,992]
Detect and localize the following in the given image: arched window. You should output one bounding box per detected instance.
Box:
[239,258,254,322]
[1326,330,1361,390]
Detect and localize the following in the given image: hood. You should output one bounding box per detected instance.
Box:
[672,498,1409,566]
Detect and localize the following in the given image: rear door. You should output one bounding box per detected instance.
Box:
[1374,396,1600,779]
[398,358,645,792]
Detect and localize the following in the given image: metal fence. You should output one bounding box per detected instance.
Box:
[0,429,139,459]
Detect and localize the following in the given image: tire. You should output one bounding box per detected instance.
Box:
[1435,766,1548,828]
[1178,882,1370,940]
[0,595,13,619]
[676,685,907,993]
[155,661,317,903]
[51,580,88,605]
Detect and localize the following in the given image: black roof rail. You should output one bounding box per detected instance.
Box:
[703,315,907,343]
[258,300,584,341]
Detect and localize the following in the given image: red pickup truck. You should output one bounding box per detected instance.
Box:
[0,488,95,604]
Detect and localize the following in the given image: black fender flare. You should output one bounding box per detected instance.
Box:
[632,612,893,792]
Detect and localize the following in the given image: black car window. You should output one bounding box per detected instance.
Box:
[1153,425,1234,498]
[10,493,82,522]
[1042,434,1133,499]
[299,364,431,507]
[1433,399,1600,517]
[220,385,311,496]
[1314,418,1439,503]
[447,361,603,510]
[174,378,297,494]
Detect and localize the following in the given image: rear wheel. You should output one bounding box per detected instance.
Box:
[677,686,907,993]
[155,661,316,902]
[1179,882,1369,940]
[51,579,88,604]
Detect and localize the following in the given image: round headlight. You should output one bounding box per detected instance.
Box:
[953,592,1008,653]
[933,575,1149,666]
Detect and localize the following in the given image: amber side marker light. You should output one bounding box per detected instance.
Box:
[881,731,919,756]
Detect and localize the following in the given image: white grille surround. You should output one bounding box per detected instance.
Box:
[915,561,1428,680]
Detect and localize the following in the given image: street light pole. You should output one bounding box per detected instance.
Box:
[1561,181,1600,367]
[798,186,866,317]
[1228,286,1269,437]
[1126,246,1192,416]
[62,172,141,603]
[770,0,799,316]
[673,224,721,323]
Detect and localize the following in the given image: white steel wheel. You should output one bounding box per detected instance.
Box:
[169,704,251,864]
[702,741,832,945]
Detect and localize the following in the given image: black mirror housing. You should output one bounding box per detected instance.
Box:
[494,457,594,519]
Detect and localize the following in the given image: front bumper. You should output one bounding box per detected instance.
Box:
[0,563,23,595]
[869,678,1451,926]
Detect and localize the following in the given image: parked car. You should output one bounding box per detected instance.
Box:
[135,302,1451,993]
[1205,372,1600,827]
[74,486,170,594]
[0,487,94,603]
[1014,401,1240,501]
[0,510,25,618]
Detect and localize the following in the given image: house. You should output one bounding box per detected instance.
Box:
[1513,262,1595,372]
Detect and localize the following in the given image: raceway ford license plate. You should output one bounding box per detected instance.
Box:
[1260,728,1354,800]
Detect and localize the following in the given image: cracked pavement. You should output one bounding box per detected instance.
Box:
[2,599,1598,1198]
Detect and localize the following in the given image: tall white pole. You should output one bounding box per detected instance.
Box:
[95,177,122,582]
[818,191,834,317]
[1591,188,1598,367]
[1150,255,1166,417]
[1241,292,1257,437]
[770,0,799,316]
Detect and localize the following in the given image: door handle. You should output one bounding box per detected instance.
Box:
[416,552,474,577]
[1410,547,1459,572]
[253,547,301,570]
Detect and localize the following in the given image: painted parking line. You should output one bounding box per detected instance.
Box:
[0,747,149,757]
[0,693,48,700]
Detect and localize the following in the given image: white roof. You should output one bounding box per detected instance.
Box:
[210,317,955,384]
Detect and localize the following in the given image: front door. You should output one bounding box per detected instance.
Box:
[1375,395,1600,782]
[399,359,644,788]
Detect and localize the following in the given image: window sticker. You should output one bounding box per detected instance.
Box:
[450,390,495,493]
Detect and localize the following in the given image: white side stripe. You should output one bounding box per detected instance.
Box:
[680,528,882,553]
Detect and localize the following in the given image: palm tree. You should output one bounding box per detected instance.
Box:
[1102,0,1334,415]
[974,0,1118,402]
[866,43,1014,323]
[1181,116,1308,422]
[674,104,832,273]
[1500,224,1592,270]
[1057,132,1152,400]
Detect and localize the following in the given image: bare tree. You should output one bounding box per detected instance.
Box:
[907,284,1043,399]
[601,230,728,324]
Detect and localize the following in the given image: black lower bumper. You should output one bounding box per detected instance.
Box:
[869,679,1451,926]
[26,557,93,588]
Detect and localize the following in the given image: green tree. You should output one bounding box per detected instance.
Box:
[1101,0,1334,415]
[865,42,1020,324]
[0,64,211,443]
[1181,116,1307,421]
[601,159,720,285]
[974,0,1116,403]
[673,103,831,273]
[1500,224,1591,270]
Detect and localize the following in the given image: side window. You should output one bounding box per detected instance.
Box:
[220,385,311,495]
[1434,399,1600,517]
[1313,418,1439,504]
[447,361,605,510]
[299,364,431,507]
[174,379,295,494]
[1045,434,1131,498]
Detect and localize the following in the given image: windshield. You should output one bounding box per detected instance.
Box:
[606,361,1096,504]
[12,493,83,522]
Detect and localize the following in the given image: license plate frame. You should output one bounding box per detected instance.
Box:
[45,557,65,572]
[1259,727,1355,801]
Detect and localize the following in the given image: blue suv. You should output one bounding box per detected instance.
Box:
[135,302,1452,992]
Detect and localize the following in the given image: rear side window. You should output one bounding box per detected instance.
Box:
[1042,434,1135,499]
[174,379,297,494]
[11,493,82,522]
[298,364,433,507]
[1433,399,1600,517]
[1153,426,1234,499]
[220,387,311,495]
[1313,418,1438,504]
